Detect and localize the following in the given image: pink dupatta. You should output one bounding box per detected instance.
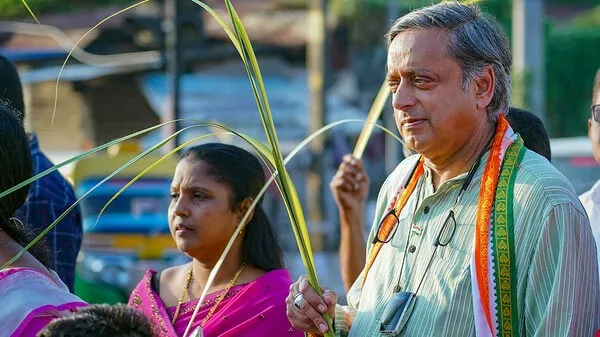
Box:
[128,268,303,337]
[0,267,87,337]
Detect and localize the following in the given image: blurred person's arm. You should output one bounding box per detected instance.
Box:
[330,155,369,292]
[16,174,83,292]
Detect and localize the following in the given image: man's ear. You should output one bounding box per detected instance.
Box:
[473,67,495,112]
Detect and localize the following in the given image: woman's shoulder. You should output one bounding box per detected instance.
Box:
[261,268,293,282]
[249,268,293,296]
[129,266,175,309]
[131,268,156,289]
[160,264,189,284]
[230,269,302,336]
[131,264,188,288]
[159,263,193,308]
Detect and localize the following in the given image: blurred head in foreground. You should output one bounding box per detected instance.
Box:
[36,304,153,337]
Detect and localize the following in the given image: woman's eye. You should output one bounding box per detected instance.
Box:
[170,192,179,200]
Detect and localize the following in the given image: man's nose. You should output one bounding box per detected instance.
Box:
[392,79,416,111]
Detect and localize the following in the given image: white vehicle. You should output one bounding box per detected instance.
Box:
[550,136,600,195]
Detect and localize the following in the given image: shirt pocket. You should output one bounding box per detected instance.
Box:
[439,251,472,287]
[434,218,473,264]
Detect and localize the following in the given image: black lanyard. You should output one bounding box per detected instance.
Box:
[392,137,492,293]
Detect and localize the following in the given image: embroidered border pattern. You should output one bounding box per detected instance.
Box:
[175,288,244,316]
[474,115,510,331]
[143,271,171,336]
[492,136,523,337]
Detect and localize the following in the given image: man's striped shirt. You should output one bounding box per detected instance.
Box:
[334,150,600,336]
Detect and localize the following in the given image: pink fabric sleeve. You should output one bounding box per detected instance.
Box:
[10,303,87,337]
[15,316,57,337]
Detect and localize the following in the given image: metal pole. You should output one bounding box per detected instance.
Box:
[307,0,327,251]
[512,0,545,123]
[165,0,182,150]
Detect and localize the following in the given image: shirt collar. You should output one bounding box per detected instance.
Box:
[28,133,40,154]
[589,179,600,204]
[422,150,490,191]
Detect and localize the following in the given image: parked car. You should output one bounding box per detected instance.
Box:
[550,136,600,195]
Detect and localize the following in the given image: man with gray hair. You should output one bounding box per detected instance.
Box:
[285,2,600,336]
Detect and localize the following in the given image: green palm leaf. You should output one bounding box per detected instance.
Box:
[1,121,182,269]
[92,121,285,230]
[353,81,391,159]
[1,119,276,270]
[0,121,178,200]
[19,0,39,23]
[221,2,332,334]
[50,0,151,125]
[9,3,406,337]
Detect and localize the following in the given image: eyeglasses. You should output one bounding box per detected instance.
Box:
[373,160,422,245]
[373,209,400,244]
[373,136,488,247]
[377,136,490,336]
[592,104,600,123]
[435,210,457,246]
[378,210,456,336]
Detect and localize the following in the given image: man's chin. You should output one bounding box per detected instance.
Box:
[405,136,433,155]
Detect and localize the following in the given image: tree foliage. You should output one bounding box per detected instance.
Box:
[545,26,600,137]
[572,4,600,28]
[0,0,133,19]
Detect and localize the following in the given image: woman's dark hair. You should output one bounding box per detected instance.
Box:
[0,55,25,120]
[182,143,284,272]
[0,100,51,268]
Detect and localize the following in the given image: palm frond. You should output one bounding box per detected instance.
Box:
[353,80,391,159]
[0,121,178,200]
[19,0,39,23]
[51,0,151,125]
[2,121,181,269]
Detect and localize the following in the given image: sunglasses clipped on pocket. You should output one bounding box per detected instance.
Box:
[379,291,417,336]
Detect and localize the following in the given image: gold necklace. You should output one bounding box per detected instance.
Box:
[171,263,246,325]
[171,268,194,324]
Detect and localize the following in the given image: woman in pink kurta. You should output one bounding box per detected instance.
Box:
[0,268,86,337]
[128,144,302,337]
[0,101,87,337]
